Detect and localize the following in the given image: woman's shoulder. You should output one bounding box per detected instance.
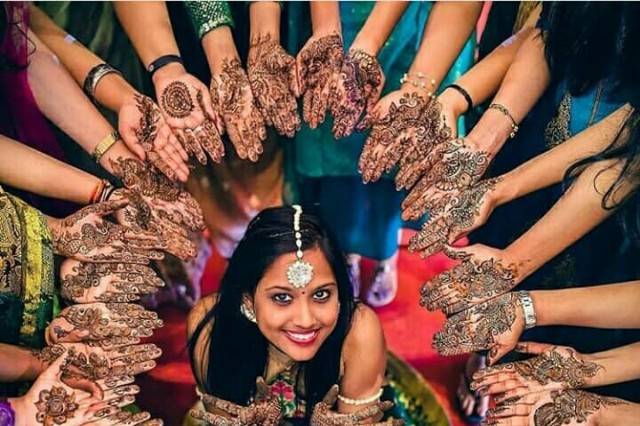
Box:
[343,304,385,359]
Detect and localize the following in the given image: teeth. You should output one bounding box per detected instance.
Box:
[286,331,317,342]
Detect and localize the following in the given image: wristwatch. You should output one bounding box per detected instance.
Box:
[518,291,537,330]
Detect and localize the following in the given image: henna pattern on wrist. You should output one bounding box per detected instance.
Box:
[420,250,516,315]
[161,81,194,119]
[35,386,79,425]
[32,345,66,369]
[299,34,343,126]
[409,178,501,256]
[533,390,626,426]
[433,292,519,356]
[514,348,602,389]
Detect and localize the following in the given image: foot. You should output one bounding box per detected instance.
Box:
[345,254,362,298]
[365,256,398,307]
[456,353,488,424]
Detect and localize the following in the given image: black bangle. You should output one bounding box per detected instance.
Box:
[446,83,474,113]
[147,54,183,76]
[83,63,122,103]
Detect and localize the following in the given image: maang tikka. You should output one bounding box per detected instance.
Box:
[286,205,314,288]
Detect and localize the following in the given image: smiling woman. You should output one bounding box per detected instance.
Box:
[185,206,399,425]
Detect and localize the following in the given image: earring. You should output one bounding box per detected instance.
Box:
[240,304,257,324]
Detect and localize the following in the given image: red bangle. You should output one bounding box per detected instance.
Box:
[89,180,105,204]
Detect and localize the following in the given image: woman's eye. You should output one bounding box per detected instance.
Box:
[272,293,292,304]
[313,289,331,301]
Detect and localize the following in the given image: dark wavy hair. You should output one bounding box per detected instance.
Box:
[0,2,33,72]
[187,206,356,420]
[541,2,640,99]
[540,2,640,242]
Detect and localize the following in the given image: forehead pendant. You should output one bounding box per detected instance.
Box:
[287,205,314,289]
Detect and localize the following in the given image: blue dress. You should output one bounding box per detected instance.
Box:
[284,2,475,259]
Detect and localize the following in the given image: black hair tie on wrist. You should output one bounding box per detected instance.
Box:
[147,54,183,76]
[446,83,474,113]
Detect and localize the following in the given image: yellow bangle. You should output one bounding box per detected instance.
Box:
[92,131,119,162]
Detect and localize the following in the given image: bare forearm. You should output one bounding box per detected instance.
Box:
[351,1,409,55]
[249,2,280,42]
[507,159,633,279]
[0,344,38,382]
[26,31,115,155]
[0,135,101,204]
[493,105,633,205]
[407,2,481,88]
[533,282,640,330]
[584,342,640,388]
[597,400,640,425]
[310,1,341,35]
[113,1,180,68]
[29,5,137,112]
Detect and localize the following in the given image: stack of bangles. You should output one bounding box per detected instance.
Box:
[337,388,384,406]
[89,179,117,205]
[0,398,15,426]
[400,72,437,98]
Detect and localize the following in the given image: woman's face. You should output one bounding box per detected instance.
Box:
[250,246,340,362]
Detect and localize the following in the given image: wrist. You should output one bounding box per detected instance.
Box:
[202,26,240,75]
[99,140,137,174]
[529,290,549,327]
[594,401,637,426]
[249,2,280,43]
[6,396,23,426]
[151,61,186,86]
[439,87,468,117]
[491,173,519,207]
[350,31,381,57]
[469,108,515,153]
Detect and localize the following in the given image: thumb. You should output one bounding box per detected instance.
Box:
[515,341,556,355]
[91,198,130,216]
[119,124,146,161]
[289,60,301,98]
[442,244,476,261]
[487,343,513,366]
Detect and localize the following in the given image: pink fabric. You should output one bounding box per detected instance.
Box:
[0,2,75,214]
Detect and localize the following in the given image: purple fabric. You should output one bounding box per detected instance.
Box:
[0,2,76,215]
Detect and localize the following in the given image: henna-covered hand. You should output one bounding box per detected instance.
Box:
[248,35,300,138]
[49,199,166,264]
[46,303,163,344]
[401,137,490,221]
[297,33,344,129]
[329,49,384,139]
[358,90,449,184]
[433,292,525,365]
[154,69,225,165]
[408,178,501,257]
[110,187,197,260]
[109,157,205,238]
[211,58,266,162]
[190,377,282,426]
[310,385,402,426]
[420,244,522,316]
[471,343,602,404]
[10,345,153,426]
[484,390,628,426]
[118,92,190,182]
[60,259,165,303]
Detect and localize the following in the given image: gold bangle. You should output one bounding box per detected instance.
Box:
[92,131,119,162]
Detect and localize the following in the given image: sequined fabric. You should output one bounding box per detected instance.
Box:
[184,1,234,39]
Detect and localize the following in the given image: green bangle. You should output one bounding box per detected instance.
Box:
[184,1,234,40]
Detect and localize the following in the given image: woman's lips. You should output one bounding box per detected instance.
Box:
[284,330,319,346]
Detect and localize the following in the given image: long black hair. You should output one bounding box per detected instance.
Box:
[541,2,640,99]
[539,2,640,242]
[0,2,33,72]
[188,206,356,419]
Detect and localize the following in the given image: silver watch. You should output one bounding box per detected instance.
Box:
[518,291,537,330]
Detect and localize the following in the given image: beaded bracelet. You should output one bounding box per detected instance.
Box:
[337,388,383,406]
[488,103,519,138]
[83,63,122,104]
